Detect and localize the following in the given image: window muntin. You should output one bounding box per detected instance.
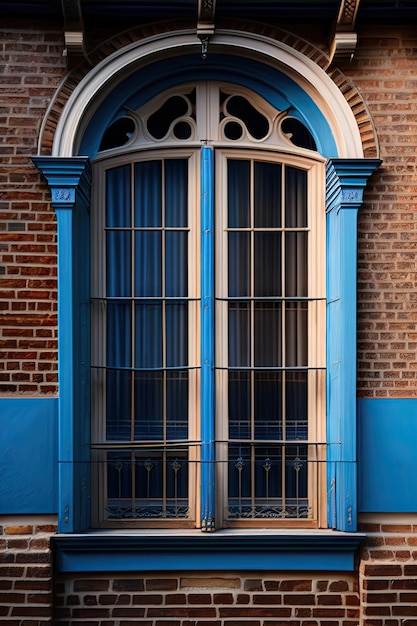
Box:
[215,150,325,528]
[91,151,200,527]
[91,84,325,529]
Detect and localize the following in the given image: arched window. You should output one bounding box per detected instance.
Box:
[33,34,380,567]
[90,83,326,529]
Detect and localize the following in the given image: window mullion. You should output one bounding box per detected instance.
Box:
[130,163,136,511]
[130,163,135,446]
[161,159,167,516]
[250,159,255,514]
[281,164,287,511]
[200,145,215,531]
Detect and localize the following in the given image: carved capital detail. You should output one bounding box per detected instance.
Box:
[52,188,76,203]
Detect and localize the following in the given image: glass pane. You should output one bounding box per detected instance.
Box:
[166,452,188,505]
[228,371,251,439]
[285,301,308,367]
[254,232,281,296]
[285,445,308,515]
[134,303,162,368]
[165,159,188,227]
[254,161,282,228]
[135,452,188,519]
[254,446,282,500]
[106,301,131,368]
[254,302,282,367]
[228,445,251,504]
[134,161,162,227]
[254,372,282,440]
[134,371,163,440]
[166,370,189,440]
[165,231,187,297]
[286,372,308,440]
[285,232,307,297]
[228,159,250,228]
[106,165,131,228]
[107,452,132,500]
[228,302,250,367]
[166,303,188,368]
[135,454,163,501]
[134,231,161,297]
[228,232,250,297]
[285,167,307,228]
[106,369,131,441]
[226,96,270,140]
[106,231,131,297]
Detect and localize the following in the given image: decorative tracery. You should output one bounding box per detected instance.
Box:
[98,84,316,153]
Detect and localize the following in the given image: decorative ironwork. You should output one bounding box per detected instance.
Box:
[106,504,189,519]
[105,454,189,520]
[227,503,311,519]
[228,450,310,519]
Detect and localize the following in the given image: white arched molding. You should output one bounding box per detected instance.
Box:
[51,29,364,159]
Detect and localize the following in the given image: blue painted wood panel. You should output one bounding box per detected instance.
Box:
[0,398,58,513]
[358,398,417,512]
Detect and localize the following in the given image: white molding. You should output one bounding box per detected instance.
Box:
[51,29,363,159]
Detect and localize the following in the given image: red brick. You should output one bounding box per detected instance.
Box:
[280,580,312,592]
[392,606,417,616]
[244,579,263,591]
[165,593,187,604]
[284,595,316,605]
[253,594,282,605]
[213,593,234,604]
[71,608,110,618]
[188,593,212,604]
[4,525,32,535]
[0,566,25,577]
[363,565,403,577]
[366,592,397,603]
[75,579,109,592]
[219,607,292,618]
[146,579,177,591]
[236,594,250,604]
[329,581,349,592]
[220,622,261,626]
[0,592,25,603]
[132,594,163,605]
[317,595,343,605]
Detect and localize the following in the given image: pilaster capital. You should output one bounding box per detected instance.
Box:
[32,156,91,211]
[326,158,381,213]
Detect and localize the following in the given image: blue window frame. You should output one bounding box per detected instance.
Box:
[32,46,381,569]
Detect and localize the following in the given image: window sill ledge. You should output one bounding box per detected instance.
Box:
[53,529,365,572]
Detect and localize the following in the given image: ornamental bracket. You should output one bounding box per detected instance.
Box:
[61,0,85,64]
[197,0,216,59]
[330,0,361,63]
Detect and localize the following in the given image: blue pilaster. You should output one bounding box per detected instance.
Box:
[200,146,215,531]
[32,156,92,533]
[325,158,381,531]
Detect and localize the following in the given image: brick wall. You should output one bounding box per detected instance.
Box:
[359,515,417,626]
[1,24,417,398]
[0,517,56,625]
[54,571,360,625]
[348,27,417,397]
[2,517,416,626]
[0,25,65,395]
